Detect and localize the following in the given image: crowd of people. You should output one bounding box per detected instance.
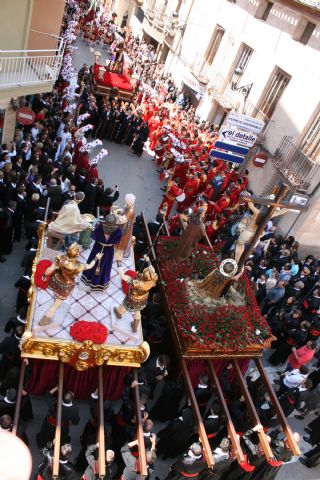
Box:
[1,0,320,478]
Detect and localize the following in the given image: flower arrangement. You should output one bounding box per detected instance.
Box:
[156,237,271,351]
[70,320,108,344]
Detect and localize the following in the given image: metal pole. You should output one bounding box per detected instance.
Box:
[98,366,106,479]
[52,363,64,479]
[12,360,26,435]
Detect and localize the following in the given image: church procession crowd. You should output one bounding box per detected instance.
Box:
[1,0,320,478]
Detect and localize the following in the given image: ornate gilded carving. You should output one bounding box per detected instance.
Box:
[21,335,150,370]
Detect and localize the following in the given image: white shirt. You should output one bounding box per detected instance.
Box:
[283,369,307,389]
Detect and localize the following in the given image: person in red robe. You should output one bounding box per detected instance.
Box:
[159,179,183,218]
[177,170,199,213]
[149,125,162,151]
[154,130,171,165]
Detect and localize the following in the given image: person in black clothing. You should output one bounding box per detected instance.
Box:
[168,443,207,480]
[14,274,31,312]
[36,387,80,448]
[4,307,27,333]
[100,186,119,214]
[131,122,149,156]
[39,443,80,480]
[14,185,27,241]
[0,388,17,417]
[1,200,16,254]
[80,179,97,214]
[84,444,118,480]
[251,431,300,479]
[0,325,23,379]
[156,407,196,458]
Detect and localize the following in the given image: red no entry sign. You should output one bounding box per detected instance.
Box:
[16,107,35,125]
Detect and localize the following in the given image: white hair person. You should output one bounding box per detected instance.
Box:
[125,193,136,206]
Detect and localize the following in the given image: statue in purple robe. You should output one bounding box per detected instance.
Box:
[81,214,122,292]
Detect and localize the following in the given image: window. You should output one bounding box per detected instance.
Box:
[258,68,291,118]
[231,44,253,86]
[255,0,273,21]
[205,25,225,65]
[300,110,320,162]
[299,21,316,44]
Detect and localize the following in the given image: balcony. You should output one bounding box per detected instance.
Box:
[0,38,64,96]
[206,71,238,110]
[272,136,320,191]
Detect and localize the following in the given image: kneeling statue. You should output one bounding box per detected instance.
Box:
[114,255,158,332]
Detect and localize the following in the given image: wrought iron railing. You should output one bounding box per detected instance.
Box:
[0,38,64,88]
[272,135,320,191]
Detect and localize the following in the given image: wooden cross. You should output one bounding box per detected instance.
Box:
[236,183,308,273]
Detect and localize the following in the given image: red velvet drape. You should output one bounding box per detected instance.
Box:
[27,358,249,400]
[186,359,250,385]
[27,359,130,400]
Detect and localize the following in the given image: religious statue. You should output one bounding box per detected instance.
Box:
[234,200,287,263]
[174,208,206,261]
[115,193,136,261]
[114,255,158,332]
[197,258,239,299]
[81,214,122,292]
[39,243,102,326]
[109,42,125,74]
[48,191,92,248]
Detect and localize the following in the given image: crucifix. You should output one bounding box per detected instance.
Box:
[235,183,308,274]
[197,183,308,299]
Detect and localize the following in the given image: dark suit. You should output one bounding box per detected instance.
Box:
[0,334,21,379]
[80,184,97,214]
[14,195,27,240]
[100,190,120,212]
[4,183,17,204]
[47,185,62,211]
[37,392,80,448]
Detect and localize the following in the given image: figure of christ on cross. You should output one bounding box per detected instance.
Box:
[234,183,308,274]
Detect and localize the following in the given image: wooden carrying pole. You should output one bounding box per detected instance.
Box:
[232,360,274,460]
[12,360,26,435]
[207,361,245,464]
[98,366,106,479]
[180,358,215,468]
[52,363,64,479]
[255,359,300,455]
[133,369,148,478]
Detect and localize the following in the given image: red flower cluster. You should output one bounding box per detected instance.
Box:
[70,320,108,344]
[34,259,53,290]
[156,237,271,351]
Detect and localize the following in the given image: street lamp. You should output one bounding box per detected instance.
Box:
[231,67,253,99]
